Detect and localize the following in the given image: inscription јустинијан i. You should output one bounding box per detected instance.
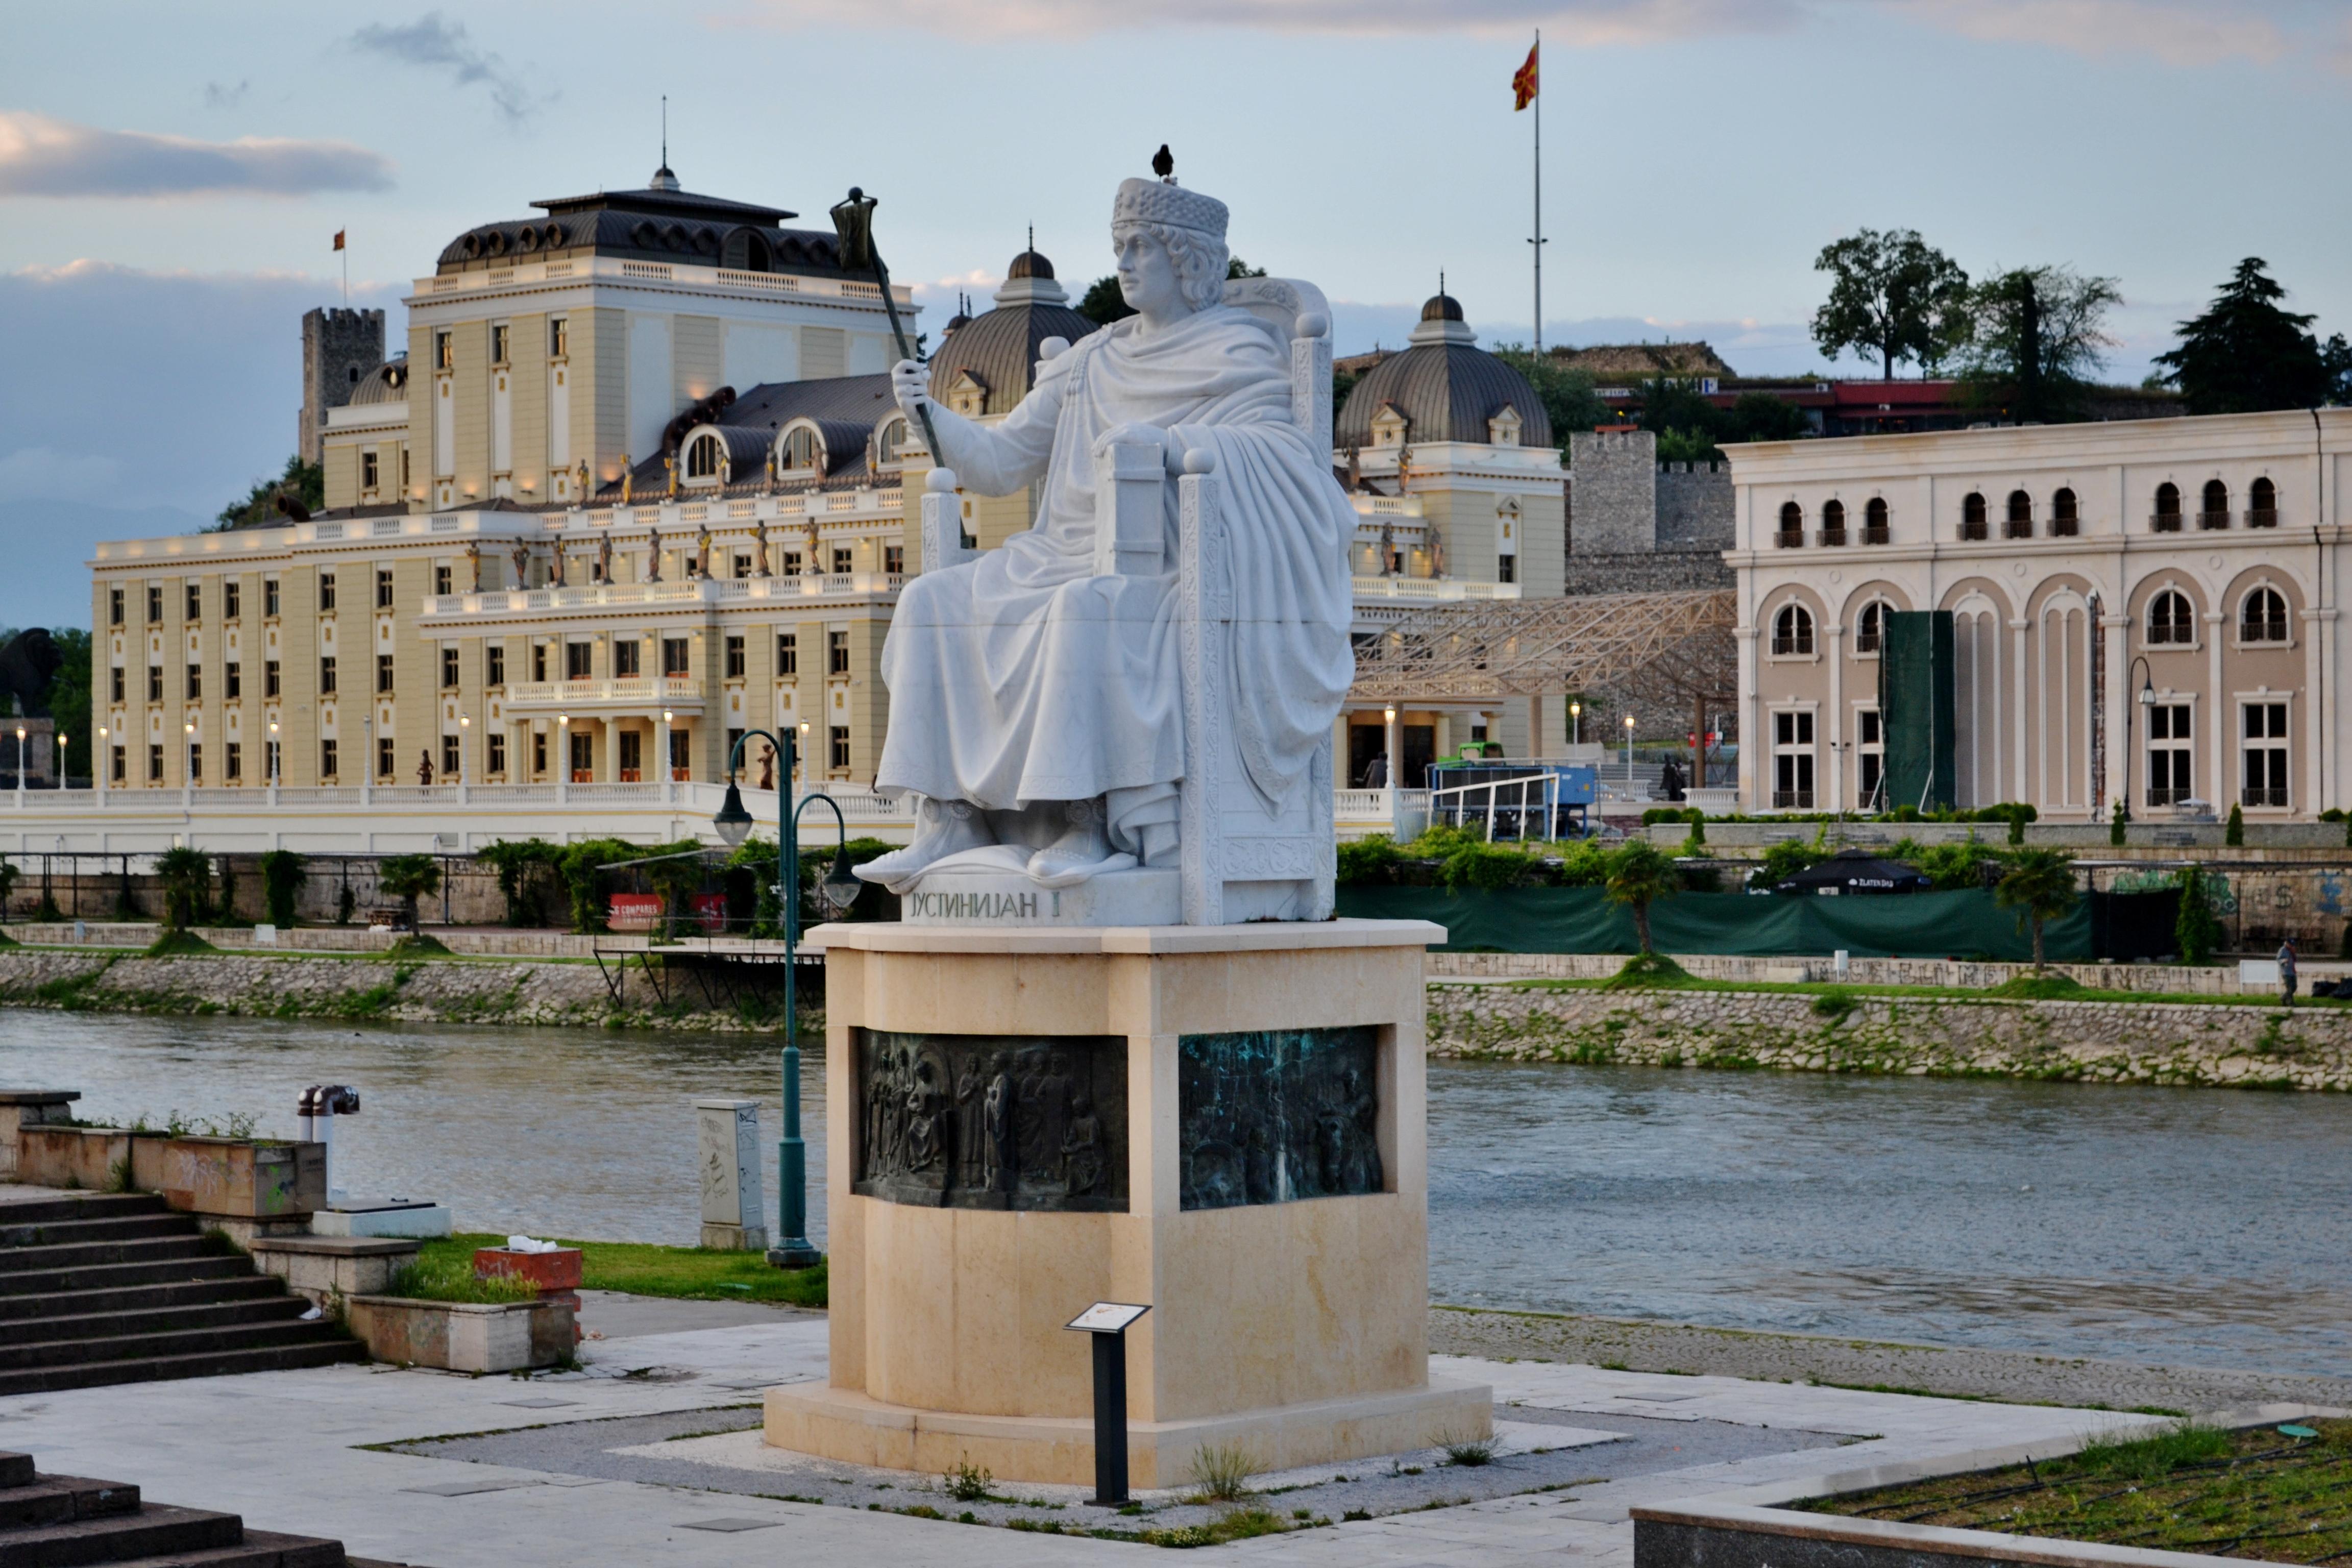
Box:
[1179,1026,1382,1211]
[853,1031,1128,1212]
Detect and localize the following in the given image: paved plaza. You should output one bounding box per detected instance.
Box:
[0,1289,2188,1567]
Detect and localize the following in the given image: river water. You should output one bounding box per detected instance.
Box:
[6,1013,2345,1376]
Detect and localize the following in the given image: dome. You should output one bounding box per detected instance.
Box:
[348,356,408,406]
[1334,305,1552,450]
[1420,292,1464,323]
[1008,249,1055,281]
[649,162,682,193]
[924,270,1095,418]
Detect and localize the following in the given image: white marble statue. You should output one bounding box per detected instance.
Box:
[856,171,1354,895]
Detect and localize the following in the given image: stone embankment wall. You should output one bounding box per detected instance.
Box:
[1428,983,2352,1090]
[1427,950,2352,995]
[0,950,790,1033]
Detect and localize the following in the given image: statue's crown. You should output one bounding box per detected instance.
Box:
[1113,176,1227,241]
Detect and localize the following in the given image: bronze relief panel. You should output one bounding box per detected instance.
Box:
[1179,1026,1383,1211]
[852,1030,1128,1212]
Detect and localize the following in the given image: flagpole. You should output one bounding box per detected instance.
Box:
[1531,29,1542,356]
[341,235,348,309]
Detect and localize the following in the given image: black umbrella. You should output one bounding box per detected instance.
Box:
[1775,847,1933,895]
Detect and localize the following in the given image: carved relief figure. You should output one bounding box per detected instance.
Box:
[859,1033,1124,1212]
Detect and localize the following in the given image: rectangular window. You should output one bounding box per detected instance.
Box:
[828,629,849,675]
[1772,709,1816,810]
[148,744,163,782]
[185,581,202,621]
[486,646,505,687]
[376,653,395,694]
[434,565,452,595]
[2147,704,2193,806]
[1856,708,1883,810]
[264,578,280,617]
[265,659,282,698]
[110,667,124,703]
[830,546,853,575]
[830,725,850,770]
[187,744,201,783]
[565,642,592,680]
[319,656,337,694]
[146,666,162,702]
[109,587,124,625]
[486,732,507,777]
[378,737,396,779]
[776,633,797,675]
[884,544,904,576]
[662,638,690,676]
[146,585,162,624]
[780,551,802,577]
[725,635,745,678]
[266,740,279,782]
[669,729,690,780]
[362,449,380,491]
[111,744,124,783]
[440,647,459,689]
[532,730,548,776]
[223,580,240,619]
[376,568,394,609]
[442,734,460,778]
[2242,702,2289,808]
[318,572,336,612]
[185,663,201,700]
[1498,555,1516,584]
[225,742,241,782]
[549,318,568,358]
[612,640,639,678]
[491,322,510,364]
[531,643,548,683]
[320,738,338,778]
[619,730,642,780]
[225,662,241,700]
[733,553,751,579]
[569,731,593,781]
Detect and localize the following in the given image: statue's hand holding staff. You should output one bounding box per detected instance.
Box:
[891,358,930,419]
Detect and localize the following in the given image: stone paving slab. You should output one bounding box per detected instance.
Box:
[1429,1306,2352,1414]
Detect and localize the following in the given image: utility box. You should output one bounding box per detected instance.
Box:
[1878,610,1955,814]
[696,1099,767,1252]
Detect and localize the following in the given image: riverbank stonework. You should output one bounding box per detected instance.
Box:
[1427,983,2352,1091]
[0,949,794,1033]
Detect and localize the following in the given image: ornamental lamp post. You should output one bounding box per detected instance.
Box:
[2126,656,2155,824]
[56,731,66,790]
[267,719,280,788]
[14,725,24,796]
[1623,712,1635,790]
[713,726,855,1271]
[1570,700,1581,747]
[458,714,470,786]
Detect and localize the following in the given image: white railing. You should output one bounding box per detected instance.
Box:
[1333,789,1391,820]
[1350,495,1425,518]
[1428,774,1577,841]
[1351,577,1523,602]
[502,677,700,708]
[427,572,901,617]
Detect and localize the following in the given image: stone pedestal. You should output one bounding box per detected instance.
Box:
[764,918,1489,1488]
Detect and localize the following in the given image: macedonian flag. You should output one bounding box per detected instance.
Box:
[1512,39,1538,110]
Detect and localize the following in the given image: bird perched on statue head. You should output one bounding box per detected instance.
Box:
[1152,144,1173,182]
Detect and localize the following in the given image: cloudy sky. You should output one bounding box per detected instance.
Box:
[4,0,2350,625]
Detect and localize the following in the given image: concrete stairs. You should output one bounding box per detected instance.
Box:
[0,1194,361,1395]
[0,1447,413,1566]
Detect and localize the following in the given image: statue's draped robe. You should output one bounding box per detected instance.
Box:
[876,305,1354,851]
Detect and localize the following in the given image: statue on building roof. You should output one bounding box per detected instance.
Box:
[752,517,771,577]
[664,452,678,500]
[509,540,529,589]
[693,523,713,579]
[620,458,633,505]
[464,539,482,592]
[574,459,590,502]
[551,540,568,589]
[596,531,613,584]
[646,532,663,583]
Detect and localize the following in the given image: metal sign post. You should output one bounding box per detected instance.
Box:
[1065,1301,1151,1505]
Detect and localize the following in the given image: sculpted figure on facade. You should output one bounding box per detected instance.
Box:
[596,532,613,585]
[752,518,772,578]
[508,541,530,590]
[857,170,1354,894]
[464,540,482,592]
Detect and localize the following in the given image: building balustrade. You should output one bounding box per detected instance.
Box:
[1349,576,1521,602]
[501,676,700,710]
[422,571,903,620]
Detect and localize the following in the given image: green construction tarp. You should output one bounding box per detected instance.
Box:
[1334,885,2091,962]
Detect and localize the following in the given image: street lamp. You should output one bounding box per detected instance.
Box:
[712,726,855,1271]
[268,719,280,788]
[1623,712,1636,790]
[1570,700,1581,747]
[458,713,470,786]
[56,731,66,790]
[2125,655,2154,824]
[184,721,195,789]
[14,725,24,795]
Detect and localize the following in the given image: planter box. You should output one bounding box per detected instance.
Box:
[473,1246,582,1293]
[16,1125,132,1191]
[345,1294,576,1373]
[154,1137,324,1218]
[249,1236,421,1307]
[0,1091,79,1181]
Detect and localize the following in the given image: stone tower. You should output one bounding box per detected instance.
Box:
[299,307,385,466]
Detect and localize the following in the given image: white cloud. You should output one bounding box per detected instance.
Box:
[349,13,544,125]
[0,446,120,500]
[0,113,393,199]
[1879,0,2287,67]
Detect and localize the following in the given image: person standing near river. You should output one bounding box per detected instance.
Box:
[2278,938,2298,1007]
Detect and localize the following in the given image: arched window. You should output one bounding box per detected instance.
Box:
[684,432,723,481]
[2199,479,2231,530]
[1854,599,1886,655]
[1820,499,1846,545]
[1776,501,1804,547]
[1863,496,1890,543]
[1962,492,1988,540]
[777,426,821,472]
[2249,476,2278,527]
[2241,586,2288,644]
[2153,482,2182,532]
[1772,602,1815,656]
[2004,489,2033,539]
[876,417,909,466]
[2147,589,2194,646]
[2051,487,2079,536]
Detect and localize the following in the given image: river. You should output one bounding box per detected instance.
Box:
[6,1013,2345,1377]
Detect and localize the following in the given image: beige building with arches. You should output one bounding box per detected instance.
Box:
[1727,408,2352,821]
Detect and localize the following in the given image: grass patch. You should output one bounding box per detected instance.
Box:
[1801,1418,2352,1561]
[386,933,453,958]
[1185,1441,1260,1502]
[1494,973,2292,1010]
[1143,1506,1292,1547]
[1985,973,2091,1000]
[418,1232,827,1309]
[1600,953,1695,990]
[143,929,218,957]
[384,1256,542,1305]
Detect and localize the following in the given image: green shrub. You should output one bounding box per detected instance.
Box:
[1186,1442,1259,1502]
[260,850,305,928]
[385,1257,541,1305]
[1336,835,1402,886]
[1553,839,1612,887]
[2111,801,2127,847]
[153,846,213,930]
[557,839,646,933]
[2175,867,2225,964]
[1603,952,1693,989]
[376,853,442,933]
[1682,809,1706,850]
[475,839,564,926]
[2225,802,2245,846]
[144,928,217,958]
[1917,836,2006,891]
[1752,838,1822,888]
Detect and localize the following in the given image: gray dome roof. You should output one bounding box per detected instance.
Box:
[924,259,1095,417]
[349,357,408,406]
[1335,339,1551,450]
[1421,292,1463,323]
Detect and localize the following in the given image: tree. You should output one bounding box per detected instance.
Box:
[1489,348,1609,450]
[212,455,323,531]
[475,838,564,926]
[42,628,90,780]
[2175,866,2225,965]
[1954,265,2121,424]
[0,858,17,915]
[1603,840,1680,957]
[259,850,306,928]
[375,853,441,933]
[1810,228,1972,379]
[1632,379,1810,464]
[2225,802,2245,847]
[153,846,213,931]
[1994,848,2078,971]
[2152,259,2329,415]
[2324,334,2352,406]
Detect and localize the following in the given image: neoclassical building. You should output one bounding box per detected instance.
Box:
[1727,408,2352,821]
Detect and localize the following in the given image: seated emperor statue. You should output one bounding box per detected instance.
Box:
[856,171,1356,893]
